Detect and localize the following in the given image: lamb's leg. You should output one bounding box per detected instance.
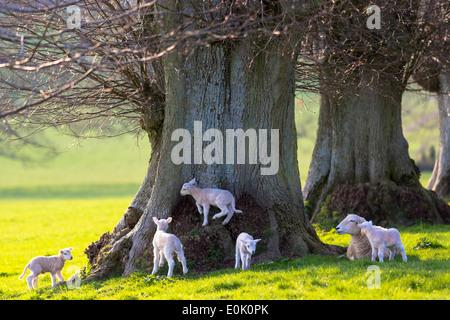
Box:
[202,204,210,226]
[159,250,164,267]
[389,247,396,261]
[397,243,407,262]
[241,251,247,270]
[371,248,377,261]
[27,273,37,289]
[50,273,57,287]
[212,204,229,220]
[196,202,203,215]
[177,247,188,275]
[235,247,241,269]
[32,276,39,289]
[221,204,235,225]
[56,270,64,282]
[377,247,384,263]
[245,254,252,271]
[152,247,159,275]
[165,249,175,278]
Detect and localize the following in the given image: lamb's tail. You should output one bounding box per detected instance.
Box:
[232,199,243,214]
[18,263,29,280]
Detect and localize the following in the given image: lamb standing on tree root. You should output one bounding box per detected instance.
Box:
[152,217,188,278]
[180,178,243,226]
[358,220,407,262]
[18,248,73,289]
[235,232,261,271]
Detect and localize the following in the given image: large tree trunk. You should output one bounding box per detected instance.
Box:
[84,37,343,279]
[301,0,450,227]
[303,77,450,226]
[427,74,450,199]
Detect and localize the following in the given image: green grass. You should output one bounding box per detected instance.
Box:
[0,197,448,300]
[0,129,150,198]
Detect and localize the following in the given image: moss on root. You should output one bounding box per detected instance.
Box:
[315,181,450,228]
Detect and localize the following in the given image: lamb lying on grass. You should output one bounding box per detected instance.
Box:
[336,214,391,260]
[235,232,261,271]
[152,217,188,278]
[18,248,73,289]
[180,178,242,226]
[358,221,407,262]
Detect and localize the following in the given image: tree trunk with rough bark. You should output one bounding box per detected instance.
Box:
[303,76,450,226]
[427,74,450,199]
[301,0,450,227]
[84,37,343,279]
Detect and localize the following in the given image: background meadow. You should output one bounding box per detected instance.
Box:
[0,92,448,300]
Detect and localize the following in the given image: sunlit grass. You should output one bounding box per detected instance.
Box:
[1,198,448,300]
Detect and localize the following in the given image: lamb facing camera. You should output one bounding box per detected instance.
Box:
[180,178,243,226]
[235,232,261,271]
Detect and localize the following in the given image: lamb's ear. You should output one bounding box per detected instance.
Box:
[239,239,249,245]
[167,217,172,223]
[69,247,73,251]
[152,217,159,224]
[368,220,373,225]
[254,239,262,243]
[59,250,63,254]
[189,178,196,185]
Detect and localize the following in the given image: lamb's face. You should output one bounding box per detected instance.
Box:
[180,178,196,196]
[60,248,73,261]
[241,239,261,254]
[357,221,372,234]
[336,214,366,235]
[180,183,193,196]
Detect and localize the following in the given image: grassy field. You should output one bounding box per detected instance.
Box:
[0,93,447,300]
[0,197,448,299]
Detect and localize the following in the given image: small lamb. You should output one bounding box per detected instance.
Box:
[358,221,407,262]
[152,217,188,278]
[235,232,261,271]
[18,248,73,289]
[180,178,242,226]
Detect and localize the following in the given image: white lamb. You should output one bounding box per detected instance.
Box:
[18,248,73,289]
[180,178,242,226]
[358,221,407,262]
[235,232,261,271]
[152,217,188,278]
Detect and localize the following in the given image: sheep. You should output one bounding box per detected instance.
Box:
[180,178,242,226]
[235,232,261,271]
[152,217,188,278]
[358,221,407,262]
[18,248,73,289]
[336,214,372,260]
[335,214,391,260]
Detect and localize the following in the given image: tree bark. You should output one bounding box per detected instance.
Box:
[427,74,450,199]
[303,78,449,226]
